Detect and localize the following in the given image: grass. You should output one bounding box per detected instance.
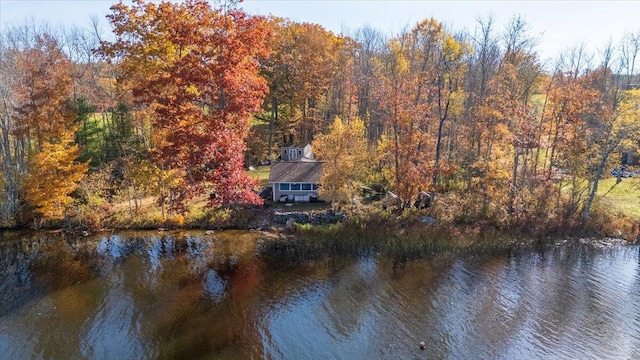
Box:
[271,201,331,211]
[248,165,271,188]
[257,210,527,265]
[597,176,640,221]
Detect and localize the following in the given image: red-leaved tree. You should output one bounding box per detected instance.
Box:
[100,0,269,213]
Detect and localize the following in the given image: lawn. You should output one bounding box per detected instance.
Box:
[597,176,640,221]
[270,201,331,212]
[248,165,271,188]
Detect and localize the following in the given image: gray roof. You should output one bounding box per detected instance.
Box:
[268,161,323,183]
[281,143,309,149]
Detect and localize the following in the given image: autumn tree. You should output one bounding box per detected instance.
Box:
[352,26,385,143]
[374,19,469,207]
[256,19,346,154]
[256,17,302,161]
[0,28,21,223]
[581,38,640,222]
[291,23,343,142]
[100,0,269,213]
[13,33,77,151]
[460,17,543,220]
[484,61,539,216]
[375,35,431,207]
[11,31,87,222]
[313,116,370,206]
[456,16,501,193]
[22,131,88,222]
[430,31,470,185]
[0,29,89,223]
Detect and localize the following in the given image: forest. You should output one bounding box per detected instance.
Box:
[0,0,639,233]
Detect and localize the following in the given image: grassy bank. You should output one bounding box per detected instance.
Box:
[596,177,640,221]
[257,175,640,264]
[258,210,547,265]
[21,167,640,259]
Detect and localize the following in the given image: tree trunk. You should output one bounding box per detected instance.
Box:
[433,117,445,186]
[509,149,519,215]
[268,94,278,161]
[583,150,611,224]
[0,102,18,223]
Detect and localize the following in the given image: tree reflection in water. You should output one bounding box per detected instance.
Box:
[1,232,640,359]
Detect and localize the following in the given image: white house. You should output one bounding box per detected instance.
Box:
[268,159,323,202]
[268,143,322,202]
[280,144,314,161]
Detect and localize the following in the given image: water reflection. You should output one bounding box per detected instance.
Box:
[203,269,227,302]
[1,232,640,359]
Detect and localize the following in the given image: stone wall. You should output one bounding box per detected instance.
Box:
[274,210,346,225]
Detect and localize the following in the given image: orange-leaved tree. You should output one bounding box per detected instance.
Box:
[100,0,269,213]
[22,131,88,221]
[12,32,88,223]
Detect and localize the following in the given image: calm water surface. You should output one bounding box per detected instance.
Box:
[1,230,639,359]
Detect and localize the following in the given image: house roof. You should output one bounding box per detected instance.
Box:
[268,161,323,183]
[281,143,309,149]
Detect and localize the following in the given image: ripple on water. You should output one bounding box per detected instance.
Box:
[2,234,640,359]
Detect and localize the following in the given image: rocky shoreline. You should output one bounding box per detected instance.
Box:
[273,210,346,226]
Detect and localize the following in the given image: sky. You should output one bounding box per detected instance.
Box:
[1,0,639,64]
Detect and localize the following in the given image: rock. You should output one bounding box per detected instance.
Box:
[420,216,437,224]
[274,210,345,226]
[285,218,296,230]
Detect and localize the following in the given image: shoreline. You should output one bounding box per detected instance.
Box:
[2,207,638,266]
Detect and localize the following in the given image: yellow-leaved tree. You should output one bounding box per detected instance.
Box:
[22,131,88,222]
[313,116,371,207]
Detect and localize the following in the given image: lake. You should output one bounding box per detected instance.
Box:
[1,230,639,359]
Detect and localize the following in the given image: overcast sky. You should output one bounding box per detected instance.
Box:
[1,0,639,64]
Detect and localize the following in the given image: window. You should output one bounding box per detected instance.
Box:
[279,183,289,191]
[302,183,312,191]
[291,183,301,190]
[313,184,319,190]
[298,150,302,155]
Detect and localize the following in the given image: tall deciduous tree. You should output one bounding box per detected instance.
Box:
[581,40,640,222]
[3,31,89,223]
[100,0,269,213]
[374,19,468,207]
[375,36,431,207]
[14,33,75,151]
[0,28,21,223]
[313,116,370,206]
[258,19,344,149]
